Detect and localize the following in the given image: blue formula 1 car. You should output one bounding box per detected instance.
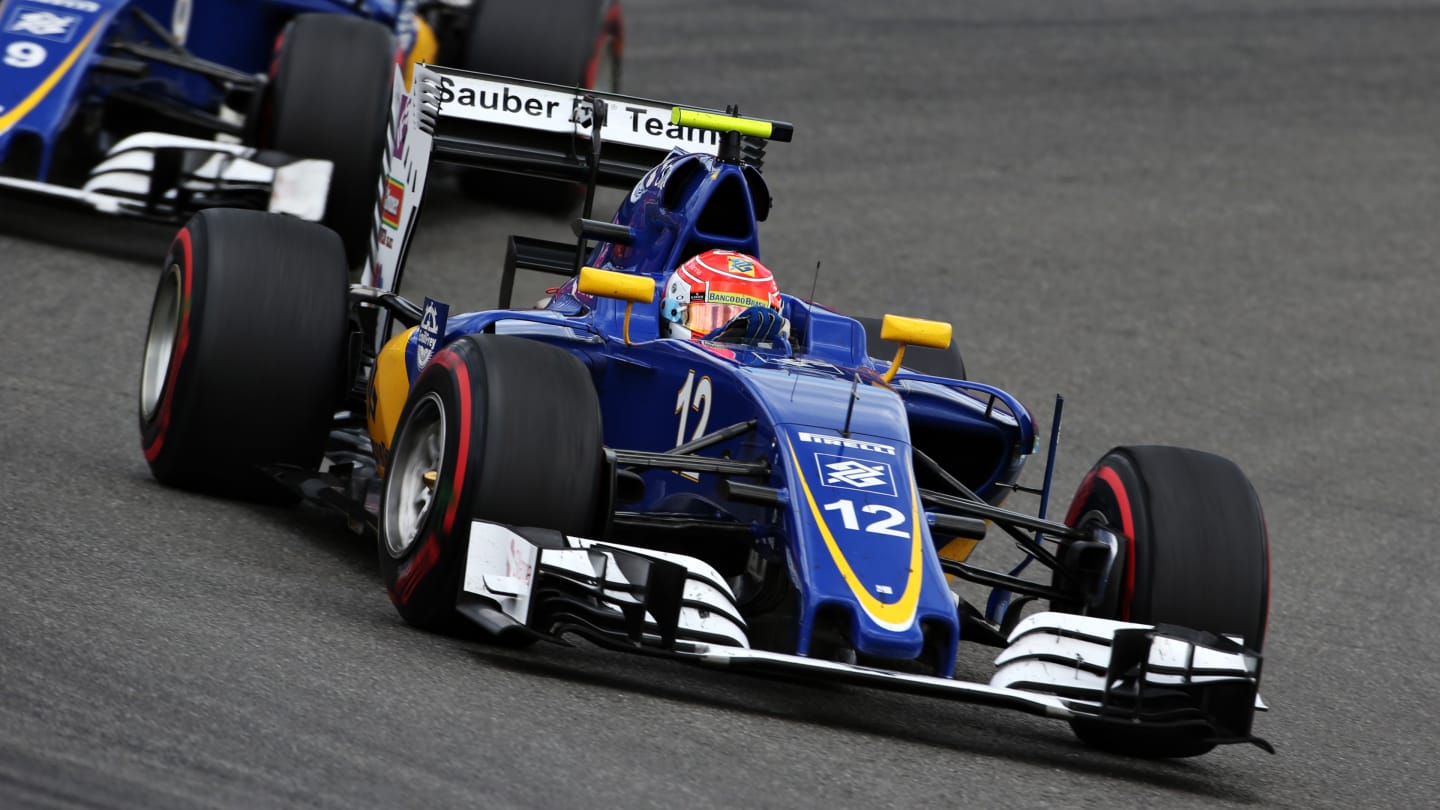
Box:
[135,64,1273,758]
[0,0,623,264]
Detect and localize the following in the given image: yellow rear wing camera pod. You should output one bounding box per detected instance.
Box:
[670,108,795,143]
[577,266,655,345]
[879,314,953,383]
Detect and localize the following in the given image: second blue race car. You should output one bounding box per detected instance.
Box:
[0,0,623,264]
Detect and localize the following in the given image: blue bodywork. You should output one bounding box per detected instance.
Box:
[0,0,403,180]
[394,151,1037,674]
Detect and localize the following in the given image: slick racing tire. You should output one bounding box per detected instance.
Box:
[856,315,966,380]
[379,335,605,633]
[139,209,349,500]
[268,14,393,269]
[1056,445,1270,758]
[456,0,623,209]
[462,0,621,90]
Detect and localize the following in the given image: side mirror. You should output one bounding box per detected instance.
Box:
[577,267,655,344]
[577,266,655,302]
[879,314,953,382]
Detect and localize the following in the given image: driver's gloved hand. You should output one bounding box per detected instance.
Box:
[703,305,787,344]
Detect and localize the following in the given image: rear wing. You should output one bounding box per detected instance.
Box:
[362,63,792,296]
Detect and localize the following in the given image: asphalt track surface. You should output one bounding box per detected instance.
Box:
[2,1,1437,807]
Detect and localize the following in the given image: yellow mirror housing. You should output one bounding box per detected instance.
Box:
[878,314,953,383]
[577,267,654,345]
[880,314,952,350]
[577,266,654,304]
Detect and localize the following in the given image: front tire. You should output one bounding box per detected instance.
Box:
[138,209,349,499]
[379,335,605,631]
[1056,445,1270,757]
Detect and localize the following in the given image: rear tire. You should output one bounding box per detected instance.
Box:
[138,209,349,499]
[267,14,394,268]
[379,335,605,631]
[462,0,620,88]
[1056,445,1269,758]
[856,315,965,379]
[456,0,622,210]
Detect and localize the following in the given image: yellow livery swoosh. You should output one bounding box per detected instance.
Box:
[787,440,924,631]
[0,19,106,135]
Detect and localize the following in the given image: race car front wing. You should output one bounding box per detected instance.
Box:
[0,132,329,222]
[458,522,1271,752]
[458,522,750,650]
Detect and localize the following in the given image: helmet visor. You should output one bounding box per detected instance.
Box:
[686,302,750,336]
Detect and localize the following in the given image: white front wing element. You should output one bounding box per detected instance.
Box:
[0,175,126,213]
[267,159,333,220]
[991,612,1263,702]
[88,132,331,219]
[678,644,1076,718]
[673,611,1264,735]
[0,132,330,220]
[459,525,1265,745]
[462,522,750,648]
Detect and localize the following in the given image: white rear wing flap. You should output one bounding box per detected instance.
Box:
[362,63,793,295]
[426,65,725,188]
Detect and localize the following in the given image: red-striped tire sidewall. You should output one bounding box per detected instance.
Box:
[382,342,484,627]
[1063,454,1144,622]
[140,227,200,475]
[378,335,606,632]
[137,210,349,498]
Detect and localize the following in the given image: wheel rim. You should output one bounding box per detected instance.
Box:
[383,392,447,558]
[140,265,182,422]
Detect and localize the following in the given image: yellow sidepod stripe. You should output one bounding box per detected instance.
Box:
[0,20,105,135]
[368,326,418,468]
[786,440,923,632]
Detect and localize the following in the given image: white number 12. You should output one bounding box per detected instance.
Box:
[674,370,712,481]
[822,499,910,538]
[674,370,712,447]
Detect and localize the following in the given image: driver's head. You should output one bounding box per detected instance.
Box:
[661,250,781,340]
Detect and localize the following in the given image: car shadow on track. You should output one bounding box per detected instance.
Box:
[127,471,384,583]
[462,639,1266,802]
[252,498,383,581]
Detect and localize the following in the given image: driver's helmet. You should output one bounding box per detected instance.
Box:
[661,250,782,339]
